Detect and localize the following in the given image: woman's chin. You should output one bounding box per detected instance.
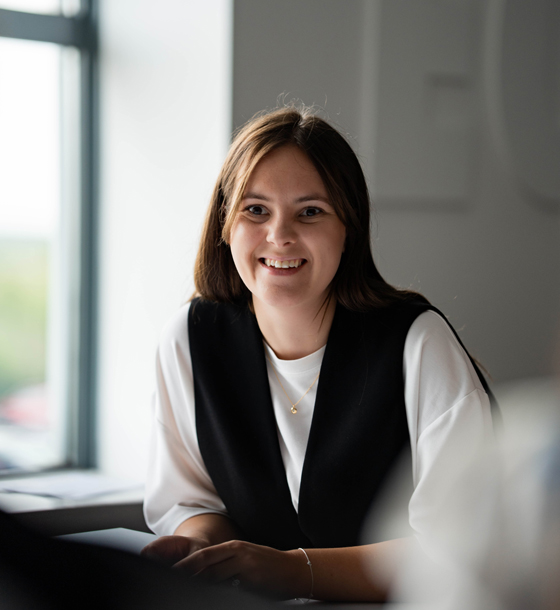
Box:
[252,290,329,314]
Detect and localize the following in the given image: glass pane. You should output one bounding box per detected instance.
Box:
[0,0,60,14]
[0,37,77,472]
[0,0,80,16]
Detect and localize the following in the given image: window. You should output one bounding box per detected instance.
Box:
[0,1,97,472]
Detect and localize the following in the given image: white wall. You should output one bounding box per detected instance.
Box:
[233,0,560,384]
[97,0,232,480]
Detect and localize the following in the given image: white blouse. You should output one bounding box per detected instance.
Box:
[144,304,494,541]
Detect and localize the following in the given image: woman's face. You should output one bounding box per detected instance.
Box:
[229,145,346,313]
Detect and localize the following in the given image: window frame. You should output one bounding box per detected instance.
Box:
[0,1,99,469]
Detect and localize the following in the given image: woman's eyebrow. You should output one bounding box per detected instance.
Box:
[295,194,330,204]
[242,192,269,201]
[242,192,330,203]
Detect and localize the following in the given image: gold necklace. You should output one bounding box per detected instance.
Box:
[266,356,320,414]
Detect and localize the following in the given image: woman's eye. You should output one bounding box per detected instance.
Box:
[301,207,322,217]
[246,205,268,216]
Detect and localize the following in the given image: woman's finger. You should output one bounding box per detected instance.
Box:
[189,555,241,585]
[141,535,196,565]
[173,539,242,574]
[174,540,300,598]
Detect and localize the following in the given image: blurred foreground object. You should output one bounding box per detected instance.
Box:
[0,508,269,610]
[368,377,560,610]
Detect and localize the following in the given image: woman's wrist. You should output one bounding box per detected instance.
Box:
[284,548,315,600]
[174,513,241,547]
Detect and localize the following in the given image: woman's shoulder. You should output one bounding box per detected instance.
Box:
[405,308,478,373]
[343,297,436,337]
[159,297,245,338]
[159,298,254,353]
[158,302,192,353]
[405,309,488,394]
[407,308,454,338]
[351,301,489,392]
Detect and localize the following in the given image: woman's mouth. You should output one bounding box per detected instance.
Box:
[261,258,306,269]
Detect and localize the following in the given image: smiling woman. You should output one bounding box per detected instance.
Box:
[229,145,346,358]
[142,106,496,602]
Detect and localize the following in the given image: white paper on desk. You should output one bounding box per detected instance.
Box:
[0,472,142,500]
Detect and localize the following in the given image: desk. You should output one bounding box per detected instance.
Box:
[1,483,419,608]
[0,485,147,535]
[59,529,424,610]
[60,527,156,554]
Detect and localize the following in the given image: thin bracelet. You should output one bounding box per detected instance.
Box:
[298,547,314,600]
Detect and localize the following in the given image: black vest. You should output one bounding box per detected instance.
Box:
[188,297,492,550]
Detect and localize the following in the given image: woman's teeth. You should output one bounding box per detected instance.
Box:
[264,258,304,269]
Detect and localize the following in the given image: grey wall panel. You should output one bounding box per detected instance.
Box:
[233,0,560,383]
[372,0,477,203]
[233,0,364,139]
[492,0,560,206]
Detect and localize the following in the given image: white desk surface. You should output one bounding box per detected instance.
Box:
[0,472,143,514]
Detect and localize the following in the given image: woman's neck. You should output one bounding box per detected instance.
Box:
[253,296,336,360]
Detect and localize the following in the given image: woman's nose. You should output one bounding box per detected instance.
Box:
[266,215,296,246]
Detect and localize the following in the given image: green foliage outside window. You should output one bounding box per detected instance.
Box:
[0,239,48,399]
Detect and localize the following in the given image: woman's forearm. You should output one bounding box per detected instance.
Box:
[174,534,414,602]
[172,514,414,601]
[173,513,243,547]
[291,538,412,602]
[141,513,242,565]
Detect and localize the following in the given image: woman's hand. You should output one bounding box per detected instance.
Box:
[140,535,210,567]
[141,513,244,567]
[173,540,310,599]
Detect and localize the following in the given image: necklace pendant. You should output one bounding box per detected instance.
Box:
[291,406,298,414]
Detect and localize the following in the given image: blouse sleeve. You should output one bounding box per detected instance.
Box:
[143,304,227,536]
[404,310,494,539]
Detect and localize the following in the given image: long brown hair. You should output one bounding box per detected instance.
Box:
[194,105,422,311]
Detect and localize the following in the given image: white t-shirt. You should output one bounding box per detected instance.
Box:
[144,304,493,540]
